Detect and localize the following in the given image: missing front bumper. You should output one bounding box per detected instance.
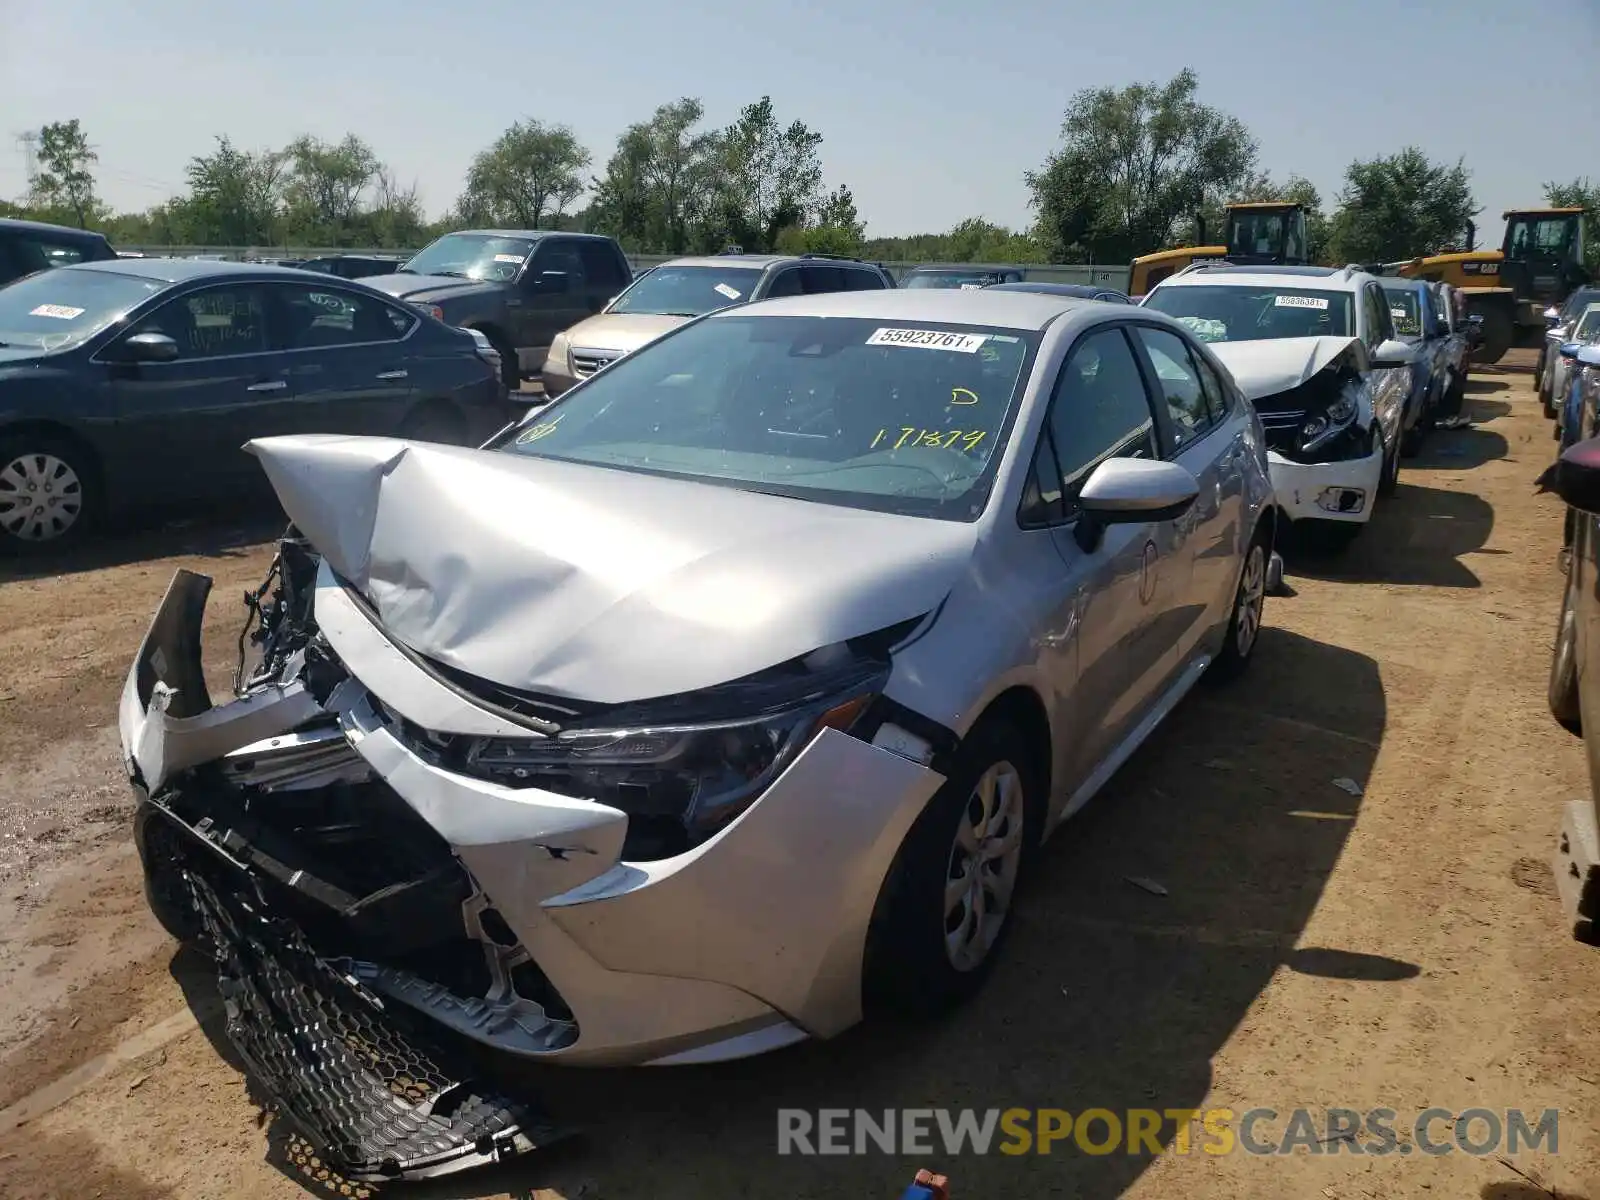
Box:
[180,857,571,1182]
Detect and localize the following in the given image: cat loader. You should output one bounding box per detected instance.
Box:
[1129,201,1311,298]
[1386,208,1590,364]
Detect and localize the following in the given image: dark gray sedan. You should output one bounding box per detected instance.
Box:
[0,259,510,552]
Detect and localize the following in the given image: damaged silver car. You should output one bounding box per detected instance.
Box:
[119,289,1276,1180]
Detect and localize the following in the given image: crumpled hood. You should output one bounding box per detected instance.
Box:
[560,312,689,355]
[1208,336,1367,402]
[244,435,978,705]
[359,274,498,304]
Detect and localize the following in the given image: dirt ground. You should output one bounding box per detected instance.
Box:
[1,352,1598,1200]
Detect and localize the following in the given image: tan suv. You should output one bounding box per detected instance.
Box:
[540,253,894,396]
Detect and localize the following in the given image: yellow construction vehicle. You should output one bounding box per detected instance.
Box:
[1387,207,1591,364]
[1129,201,1311,297]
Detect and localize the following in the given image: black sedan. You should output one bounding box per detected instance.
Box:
[984,280,1132,303]
[0,259,510,552]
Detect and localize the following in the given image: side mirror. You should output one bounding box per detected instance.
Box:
[1370,338,1416,369]
[1552,436,1600,514]
[1560,342,1583,360]
[530,270,570,294]
[114,332,180,363]
[1074,458,1200,553]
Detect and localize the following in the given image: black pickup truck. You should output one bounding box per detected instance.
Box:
[0,217,119,287]
[361,230,632,392]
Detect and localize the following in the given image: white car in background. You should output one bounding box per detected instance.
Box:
[1141,264,1417,551]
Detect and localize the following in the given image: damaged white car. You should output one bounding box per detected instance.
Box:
[119,289,1276,1180]
[1143,264,1416,551]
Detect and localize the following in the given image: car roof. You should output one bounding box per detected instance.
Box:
[1154,265,1368,292]
[711,286,1095,331]
[0,217,110,241]
[986,281,1125,299]
[656,254,792,269]
[451,229,611,242]
[58,258,368,284]
[902,264,1020,274]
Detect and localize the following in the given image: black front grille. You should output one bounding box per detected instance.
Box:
[184,865,570,1182]
[1256,408,1306,452]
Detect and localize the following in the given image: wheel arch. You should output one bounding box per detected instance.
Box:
[0,419,108,515]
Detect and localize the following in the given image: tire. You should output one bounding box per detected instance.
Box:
[479,329,520,393]
[1204,525,1269,685]
[398,401,467,445]
[0,432,99,555]
[1550,570,1583,736]
[862,719,1043,1018]
[1375,423,1401,496]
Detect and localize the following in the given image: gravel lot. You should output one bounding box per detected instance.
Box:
[0,351,1596,1200]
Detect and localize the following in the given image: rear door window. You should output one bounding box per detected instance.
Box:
[800,265,845,294]
[843,267,886,290]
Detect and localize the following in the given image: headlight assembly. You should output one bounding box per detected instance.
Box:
[1298,388,1358,453]
[462,661,885,849]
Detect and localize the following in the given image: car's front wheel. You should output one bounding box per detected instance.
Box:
[863,719,1042,1018]
[1550,570,1583,736]
[0,433,98,554]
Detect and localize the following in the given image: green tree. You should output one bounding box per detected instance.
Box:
[713,97,824,252]
[174,136,286,245]
[30,119,101,228]
[589,99,718,252]
[458,121,590,230]
[1325,148,1477,264]
[1544,178,1600,272]
[279,134,382,243]
[1026,69,1257,264]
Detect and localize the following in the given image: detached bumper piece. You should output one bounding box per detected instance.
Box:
[184,866,569,1183]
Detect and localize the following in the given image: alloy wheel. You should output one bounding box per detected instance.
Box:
[1235,544,1266,658]
[0,453,84,543]
[944,761,1025,972]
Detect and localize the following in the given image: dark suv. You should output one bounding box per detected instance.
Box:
[361,230,633,392]
[0,217,118,287]
[541,252,895,396]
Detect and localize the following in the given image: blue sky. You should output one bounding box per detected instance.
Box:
[2,0,1595,248]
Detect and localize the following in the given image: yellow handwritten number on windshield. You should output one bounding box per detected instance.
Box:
[951,387,979,406]
[871,428,988,452]
[515,415,563,444]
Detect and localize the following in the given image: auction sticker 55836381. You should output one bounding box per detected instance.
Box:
[867,328,988,353]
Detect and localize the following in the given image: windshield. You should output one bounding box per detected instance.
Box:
[1142,284,1354,343]
[1384,288,1424,337]
[490,314,1039,521]
[1506,216,1577,259]
[1576,307,1600,343]
[0,267,163,352]
[1561,288,1600,323]
[401,233,538,282]
[608,266,765,317]
[1226,210,1306,259]
[903,271,1009,290]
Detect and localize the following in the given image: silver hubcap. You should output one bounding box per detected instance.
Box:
[0,453,83,542]
[944,761,1025,973]
[1235,545,1266,657]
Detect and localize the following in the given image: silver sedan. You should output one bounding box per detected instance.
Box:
[118,290,1278,1144]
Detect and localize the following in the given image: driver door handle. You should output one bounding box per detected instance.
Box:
[246,379,287,392]
[375,370,408,381]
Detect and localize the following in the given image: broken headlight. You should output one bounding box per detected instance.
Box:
[1298,389,1358,454]
[463,660,884,842]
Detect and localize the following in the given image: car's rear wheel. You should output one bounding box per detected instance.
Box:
[863,720,1042,1018]
[1550,570,1583,736]
[1205,527,1268,684]
[0,433,98,555]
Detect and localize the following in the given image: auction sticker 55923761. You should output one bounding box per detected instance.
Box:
[867,328,988,353]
